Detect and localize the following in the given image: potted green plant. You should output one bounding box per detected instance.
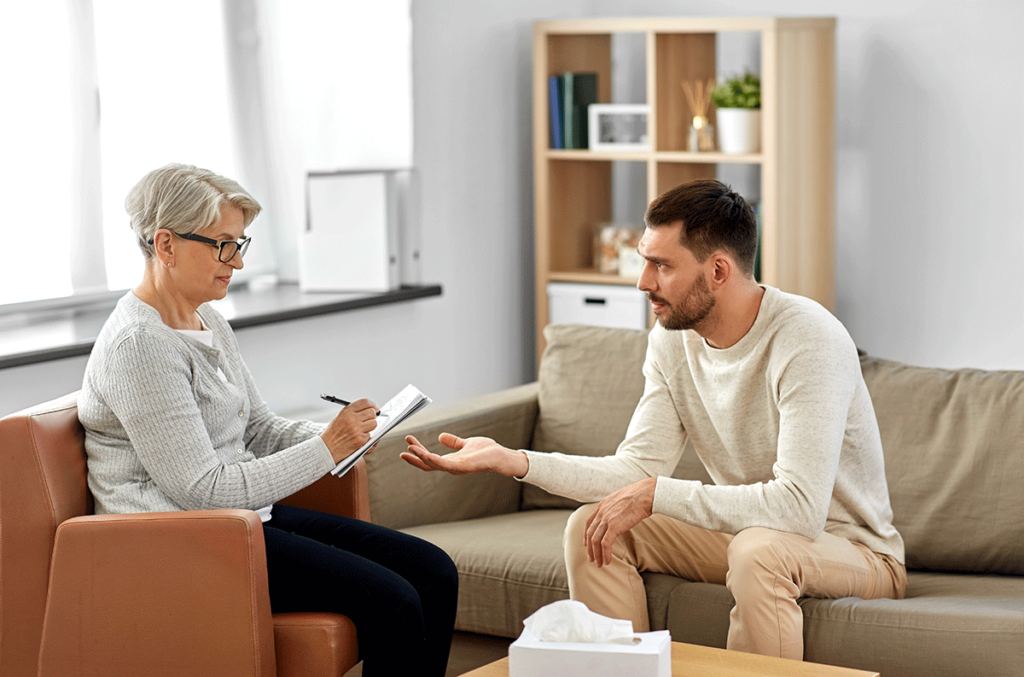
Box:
[711,72,761,154]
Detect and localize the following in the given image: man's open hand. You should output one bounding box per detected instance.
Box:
[402,433,530,478]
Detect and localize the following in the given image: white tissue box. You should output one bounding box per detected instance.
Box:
[509,627,671,677]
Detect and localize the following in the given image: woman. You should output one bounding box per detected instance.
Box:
[78,163,457,677]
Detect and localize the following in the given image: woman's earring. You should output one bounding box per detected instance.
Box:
[167,262,173,267]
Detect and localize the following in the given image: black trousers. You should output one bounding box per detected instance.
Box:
[263,505,458,677]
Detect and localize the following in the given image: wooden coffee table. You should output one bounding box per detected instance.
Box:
[458,641,880,677]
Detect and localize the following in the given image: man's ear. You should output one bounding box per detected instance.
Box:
[708,251,733,290]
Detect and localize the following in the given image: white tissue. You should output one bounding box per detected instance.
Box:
[522,600,635,644]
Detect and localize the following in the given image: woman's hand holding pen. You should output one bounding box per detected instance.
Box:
[402,433,530,479]
[321,398,380,464]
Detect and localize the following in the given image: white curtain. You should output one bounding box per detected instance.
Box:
[227,0,413,282]
[94,0,244,291]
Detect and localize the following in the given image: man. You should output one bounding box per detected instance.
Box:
[403,179,906,660]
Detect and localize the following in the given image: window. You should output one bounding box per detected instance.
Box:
[0,1,77,304]
[0,0,412,309]
[94,0,242,292]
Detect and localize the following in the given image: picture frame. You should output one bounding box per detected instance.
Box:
[588,104,650,152]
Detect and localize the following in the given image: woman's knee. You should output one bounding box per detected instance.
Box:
[405,536,459,596]
[431,546,460,593]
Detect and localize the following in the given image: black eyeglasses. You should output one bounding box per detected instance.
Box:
[148,231,251,263]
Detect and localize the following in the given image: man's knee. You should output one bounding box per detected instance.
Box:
[728,527,789,562]
[726,528,798,593]
[564,503,599,571]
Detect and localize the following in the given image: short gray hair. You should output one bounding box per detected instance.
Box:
[125,163,262,260]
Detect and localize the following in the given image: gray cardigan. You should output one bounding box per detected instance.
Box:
[79,292,336,515]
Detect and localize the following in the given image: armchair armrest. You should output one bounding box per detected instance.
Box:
[366,382,540,530]
[276,458,370,521]
[39,510,276,677]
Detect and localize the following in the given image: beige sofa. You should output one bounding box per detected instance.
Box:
[368,324,1024,677]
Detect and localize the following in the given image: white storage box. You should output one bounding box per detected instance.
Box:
[300,170,401,292]
[509,627,671,677]
[548,282,649,330]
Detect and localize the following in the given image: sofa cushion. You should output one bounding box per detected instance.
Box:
[401,510,572,637]
[523,324,712,510]
[801,571,1024,677]
[658,571,1024,677]
[861,356,1024,575]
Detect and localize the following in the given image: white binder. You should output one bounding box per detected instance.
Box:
[300,170,403,292]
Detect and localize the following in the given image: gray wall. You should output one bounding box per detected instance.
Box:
[2,0,1021,419]
[411,0,1023,373]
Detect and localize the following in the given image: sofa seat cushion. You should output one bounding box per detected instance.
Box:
[656,570,1024,677]
[401,510,572,637]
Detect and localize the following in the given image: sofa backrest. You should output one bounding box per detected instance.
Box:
[526,324,1024,576]
[860,355,1024,575]
[522,324,710,511]
[367,384,537,530]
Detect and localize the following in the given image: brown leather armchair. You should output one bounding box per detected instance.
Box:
[0,392,367,677]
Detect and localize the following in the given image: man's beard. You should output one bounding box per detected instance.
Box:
[648,272,716,331]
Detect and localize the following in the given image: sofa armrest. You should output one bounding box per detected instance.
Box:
[366,382,540,530]
[39,510,276,677]
[276,458,370,522]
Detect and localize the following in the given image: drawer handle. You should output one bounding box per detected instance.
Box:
[584,297,607,305]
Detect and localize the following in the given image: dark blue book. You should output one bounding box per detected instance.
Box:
[548,75,564,149]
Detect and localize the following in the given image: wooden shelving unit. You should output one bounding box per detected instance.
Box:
[533,17,836,357]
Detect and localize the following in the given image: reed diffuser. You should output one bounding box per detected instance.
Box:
[681,78,716,152]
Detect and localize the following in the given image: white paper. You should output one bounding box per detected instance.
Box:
[523,600,634,644]
[330,384,431,477]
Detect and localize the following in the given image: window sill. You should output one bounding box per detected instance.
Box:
[0,282,442,370]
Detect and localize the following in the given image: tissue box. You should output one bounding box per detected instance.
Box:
[509,627,671,677]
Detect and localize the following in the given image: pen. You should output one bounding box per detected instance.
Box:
[321,394,382,416]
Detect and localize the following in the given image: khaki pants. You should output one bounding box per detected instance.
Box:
[564,504,907,660]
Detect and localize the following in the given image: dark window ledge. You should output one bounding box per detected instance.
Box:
[0,282,442,370]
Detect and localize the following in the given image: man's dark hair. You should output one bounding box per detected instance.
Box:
[644,179,758,275]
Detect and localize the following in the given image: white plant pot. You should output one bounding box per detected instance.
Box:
[716,108,761,154]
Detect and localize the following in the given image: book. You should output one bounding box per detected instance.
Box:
[562,72,575,150]
[548,75,564,149]
[569,73,598,149]
[330,383,432,477]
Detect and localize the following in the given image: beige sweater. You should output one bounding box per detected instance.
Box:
[523,287,905,563]
[79,292,336,516]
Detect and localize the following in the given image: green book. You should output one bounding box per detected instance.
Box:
[570,73,598,149]
[562,73,574,150]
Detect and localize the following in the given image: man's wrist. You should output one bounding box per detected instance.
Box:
[644,475,660,516]
[509,449,530,479]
